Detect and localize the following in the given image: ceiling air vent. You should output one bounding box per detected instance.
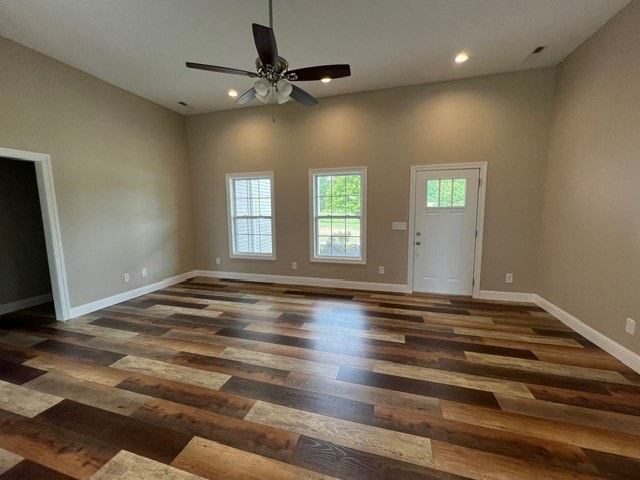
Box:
[524,45,547,62]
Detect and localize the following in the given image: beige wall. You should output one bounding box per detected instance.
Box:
[186,68,556,291]
[538,1,640,355]
[0,36,195,308]
[0,159,51,305]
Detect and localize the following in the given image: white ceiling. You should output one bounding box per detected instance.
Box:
[0,0,630,115]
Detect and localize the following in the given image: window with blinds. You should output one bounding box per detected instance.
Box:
[226,172,275,259]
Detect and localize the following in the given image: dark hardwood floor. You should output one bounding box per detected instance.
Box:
[1,277,639,479]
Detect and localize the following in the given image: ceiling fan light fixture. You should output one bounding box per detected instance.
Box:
[276,79,292,96]
[254,78,271,96]
[320,77,331,83]
[228,89,238,97]
[454,52,469,64]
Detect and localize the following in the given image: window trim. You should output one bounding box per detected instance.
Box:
[309,167,367,265]
[226,171,276,260]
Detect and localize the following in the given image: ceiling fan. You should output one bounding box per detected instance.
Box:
[186,0,351,107]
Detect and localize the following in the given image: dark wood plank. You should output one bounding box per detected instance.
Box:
[292,435,454,480]
[0,409,118,479]
[31,339,125,366]
[0,358,46,385]
[170,351,290,384]
[337,366,501,409]
[221,376,374,423]
[215,327,318,349]
[0,460,76,480]
[89,317,170,336]
[116,374,255,419]
[35,399,191,464]
[404,335,539,359]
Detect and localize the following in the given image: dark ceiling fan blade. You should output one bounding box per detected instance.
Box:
[252,23,278,68]
[290,85,319,107]
[186,62,257,78]
[235,87,257,105]
[287,64,351,81]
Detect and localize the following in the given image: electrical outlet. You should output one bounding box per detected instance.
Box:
[292,262,298,270]
[505,273,513,284]
[124,273,130,282]
[215,257,221,265]
[378,266,385,275]
[626,318,636,335]
[141,268,148,277]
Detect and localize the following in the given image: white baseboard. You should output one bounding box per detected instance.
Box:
[68,271,197,319]
[0,293,54,316]
[535,295,640,374]
[195,270,412,293]
[475,290,536,303]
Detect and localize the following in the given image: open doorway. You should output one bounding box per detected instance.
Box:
[0,147,71,320]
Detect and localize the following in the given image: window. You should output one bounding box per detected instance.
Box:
[226,172,275,259]
[310,167,366,263]
[427,178,466,208]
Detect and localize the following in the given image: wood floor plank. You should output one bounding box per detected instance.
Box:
[0,409,119,479]
[283,372,443,417]
[23,353,130,386]
[132,398,300,463]
[244,400,434,468]
[172,436,337,480]
[465,351,634,385]
[0,449,22,476]
[23,371,150,416]
[495,394,640,436]
[92,450,205,480]
[0,460,76,480]
[372,405,600,476]
[0,358,46,385]
[220,347,341,379]
[35,399,191,464]
[431,440,602,480]
[441,400,640,460]
[373,360,535,399]
[337,366,501,409]
[109,355,231,389]
[0,379,63,417]
[0,331,46,347]
[116,374,255,419]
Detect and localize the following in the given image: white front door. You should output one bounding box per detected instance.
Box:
[412,168,479,295]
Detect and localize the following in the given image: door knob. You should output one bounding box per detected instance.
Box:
[415,241,421,245]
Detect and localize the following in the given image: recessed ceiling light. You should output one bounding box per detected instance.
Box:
[454,52,469,64]
[320,77,332,83]
[228,89,238,97]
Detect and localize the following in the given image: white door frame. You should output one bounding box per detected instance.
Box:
[407,162,487,298]
[1,147,71,320]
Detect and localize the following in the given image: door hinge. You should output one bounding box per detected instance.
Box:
[472,278,475,287]
[475,229,478,238]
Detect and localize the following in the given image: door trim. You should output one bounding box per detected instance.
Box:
[0,147,72,320]
[407,162,487,297]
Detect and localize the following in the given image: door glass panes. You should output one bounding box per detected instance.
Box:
[426,178,466,208]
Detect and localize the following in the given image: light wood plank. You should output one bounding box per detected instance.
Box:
[244,400,434,468]
[23,371,150,416]
[220,347,340,380]
[0,448,22,475]
[110,356,230,390]
[465,351,633,384]
[374,360,535,399]
[0,379,62,417]
[92,450,206,480]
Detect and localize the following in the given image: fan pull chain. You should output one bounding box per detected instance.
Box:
[269,0,273,29]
